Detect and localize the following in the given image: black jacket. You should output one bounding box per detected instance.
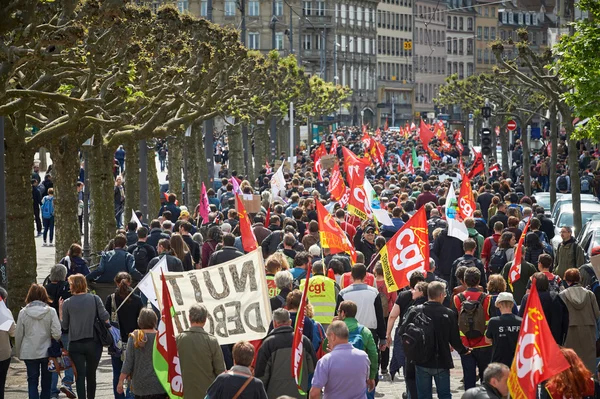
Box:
[148,253,184,272]
[488,211,508,230]
[205,366,267,399]
[476,192,495,221]
[431,229,465,280]
[182,234,200,265]
[461,383,503,399]
[401,301,468,369]
[449,255,487,291]
[208,246,244,267]
[127,241,157,275]
[537,214,555,241]
[146,228,169,251]
[126,231,138,247]
[32,186,42,207]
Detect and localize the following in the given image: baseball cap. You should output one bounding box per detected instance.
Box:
[495,292,514,306]
[180,210,190,218]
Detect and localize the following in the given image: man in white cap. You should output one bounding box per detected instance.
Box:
[485,292,522,367]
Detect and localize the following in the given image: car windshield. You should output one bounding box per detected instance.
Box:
[559,211,599,227]
[535,196,551,212]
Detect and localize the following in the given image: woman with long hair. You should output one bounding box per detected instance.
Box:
[524,232,545,265]
[60,243,90,277]
[15,284,61,399]
[543,347,594,398]
[201,226,223,268]
[117,309,166,398]
[59,274,110,399]
[170,234,194,271]
[498,232,516,263]
[105,272,143,399]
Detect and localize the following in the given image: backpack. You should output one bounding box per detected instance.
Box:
[581,177,592,193]
[348,325,365,351]
[132,244,150,275]
[401,306,436,362]
[108,294,124,358]
[313,321,327,360]
[557,175,568,192]
[379,290,390,317]
[547,275,562,294]
[457,292,488,339]
[489,248,508,274]
[41,197,54,219]
[457,257,477,270]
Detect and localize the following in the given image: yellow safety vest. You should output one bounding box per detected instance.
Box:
[266,275,280,298]
[299,275,336,324]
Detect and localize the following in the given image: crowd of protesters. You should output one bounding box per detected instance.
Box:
[5,124,600,399]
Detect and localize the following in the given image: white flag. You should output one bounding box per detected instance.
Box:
[130,210,142,229]
[137,256,168,309]
[0,297,14,332]
[373,209,394,227]
[270,163,286,202]
[445,184,469,241]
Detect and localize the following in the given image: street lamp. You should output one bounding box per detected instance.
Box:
[81,135,94,263]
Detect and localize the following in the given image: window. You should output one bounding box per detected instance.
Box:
[533,13,538,25]
[447,61,452,76]
[491,27,496,40]
[453,16,457,30]
[447,16,451,28]
[365,38,370,54]
[484,49,489,64]
[248,32,260,49]
[508,11,513,24]
[357,37,363,53]
[249,0,259,16]
[518,13,523,25]
[484,27,489,40]
[542,31,547,45]
[341,35,347,51]
[316,1,325,16]
[477,26,482,40]
[177,1,189,13]
[447,39,452,54]
[365,8,370,27]
[303,34,312,49]
[484,6,488,16]
[459,39,464,54]
[357,7,362,26]
[477,49,482,63]
[349,6,354,26]
[224,0,235,16]
[467,17,473,31]
[453,38,457,54]
[467,38,473,55]
[275,0,283,16]
[200,0,207,17]
[501,11,507,24]
[459,17,463,30]
[341,5,346,23]
[491,7,496,17]
[532,31,537,45]
[525,13,530,25]
[467,63,474,77]
[303,1,311,15]
[275,32,284,49]
[501,30,506,40]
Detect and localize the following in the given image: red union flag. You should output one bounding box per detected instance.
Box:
[291,267,310,395]
[348,181,373,221]
[422,155,431,174]
[379,207,429,291]
[330,136,339,155]
[509,218,531,286]
[328,163,347,201]
[313,143,327,180]
[153,272,184,398]
[342,146,370,187]
[419,119,435,148]
[235,194,258,253]
[316,200,357,262]
[467,148,484,179]
[458,177,476,220]
[508,279,570,399]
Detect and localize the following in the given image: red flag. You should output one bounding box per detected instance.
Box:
[489,164,500,175]
[265,159,272,174]
[291,267,310,395]
[347,178,373,221]
[419,119,435,148]
[458,177,476,220]
[375,128,382,141]
[507,278,570,399]
[330,136,339,155]
[236,195,258,252]
[495,126,500,136]
[406,157,415,175]
[434,121,446,140]
[547,142,552,157]
[467,148,485,179]
[153,272,184,397]
[509,218,531,286]
[425,145,441,161]
[265,207,271,227]
[198,182,210,225]
[316,200,356,262]
[410,122,416,131]
[313,143,327,181]
[384,119,389,132]
[379,207,429,291]
[342,147,370,187]
[328,163,347,201]
[422,155,431,174]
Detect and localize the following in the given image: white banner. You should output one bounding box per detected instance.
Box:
[151,250,272,345]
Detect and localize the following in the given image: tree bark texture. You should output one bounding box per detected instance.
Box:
[147,147,161,220]
[253,123,269,181]
[521,116,532,197]
[168,135,183,202]
[185,131,199,213]
[549,106,558,210]
[228,125,244,179]
[124,140,140,220]
[4,121,37,315]
[51,137,82,263]
[568,134,582,233]
[88,140,117,257]
[38,147,48,171]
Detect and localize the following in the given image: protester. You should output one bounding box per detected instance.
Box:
[147,238,184,272]
[484,292,521,367]
[126,227,157,276]
[555,226,586,278]
[59,243,91,277]
[114,176,125,228]
[170,233,194,271]
[461,363,509,399]
[0,287,14,399]
[208,233,244,266]
[41,187,55,246]
[87,234,143,285]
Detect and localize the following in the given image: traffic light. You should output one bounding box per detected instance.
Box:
[481,128,493,156]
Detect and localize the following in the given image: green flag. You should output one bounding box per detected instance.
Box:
[412,147,419,167]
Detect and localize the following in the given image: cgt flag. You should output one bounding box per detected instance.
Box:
[316,200,357,263]
[508,218,531,287]
[508,278,570,399]
[379,207,429,291]
[342,146,370,187]
[458,177,476,221]
[313,143,328,181]
[291,268,311,395]
[328,162,347,202]
[236,194,258,253]
[153,272,184,398]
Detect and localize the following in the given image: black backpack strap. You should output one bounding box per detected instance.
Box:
[457,292,467,304]
[477,293,488,305]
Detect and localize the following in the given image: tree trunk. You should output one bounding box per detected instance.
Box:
[51,138,82,263]
[278,120,289,161]
[124,140,140,221]
[4,121,37,315]
[568,133,582,233]
[500,128,510,173]
[521,117,532,197]
[254,122,269,180]
[89,140,117,256]
[147,146,161,220]
[549,105,558,209]
[185,129,200,213]
[196,125,209,189]
[168,135,183,201]
[38,147,48,171]
[228,125,245,178]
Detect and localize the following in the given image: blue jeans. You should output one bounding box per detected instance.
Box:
[415,366,451,399]
[111,355,133,399]
[51,333,74,396]
[43,217,54,243]
[24,358,52,399]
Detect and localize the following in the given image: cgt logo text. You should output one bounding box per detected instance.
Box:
[308,281,327,295]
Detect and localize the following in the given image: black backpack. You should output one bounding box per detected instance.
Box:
[557,175,568,191]
[489,248,508,274]
[401,305,436,363]
[457,257,477,270]
[133,244,149,275]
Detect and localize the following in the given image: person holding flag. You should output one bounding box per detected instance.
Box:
[501,220,537,304]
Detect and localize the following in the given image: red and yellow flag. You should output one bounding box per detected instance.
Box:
[313,143,327,180]
[379,207,429,291]
[328,163,347,202]
[509,218,531,286]
[316,200,357,263]
[458,177,476,220]
[508,278,570,399]
[422,155,431,174]
[291,268,310,395]
[342,146,370,187]
[236,194,258,253]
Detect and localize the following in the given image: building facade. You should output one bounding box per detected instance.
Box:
[446,0,476,80]
[413,0,448,117]
[375,0,415,127]
[474,0,498,74]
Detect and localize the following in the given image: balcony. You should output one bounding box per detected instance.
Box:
[302,15,332,28]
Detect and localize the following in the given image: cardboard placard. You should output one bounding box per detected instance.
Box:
[320,154,337,170]
[235,194,262,214]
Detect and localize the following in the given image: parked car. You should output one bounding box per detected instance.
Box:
[550,194,599,222]
[577,220,600,262]
[551,203,600,249]
[533,193,565,217]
